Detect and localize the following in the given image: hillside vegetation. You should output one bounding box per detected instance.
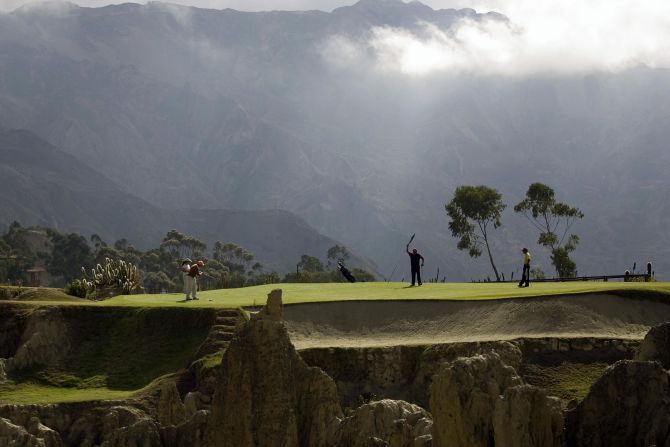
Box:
[0,306,215,404]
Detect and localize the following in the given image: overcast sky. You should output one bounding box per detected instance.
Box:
[1,0,503,13]
[4,0,670,76]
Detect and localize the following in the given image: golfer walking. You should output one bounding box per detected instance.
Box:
[406,245,425,286]
[518,248,531,287]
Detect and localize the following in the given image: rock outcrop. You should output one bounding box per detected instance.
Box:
[635,322,670,369]
[328,399,432,447]
[414,341,521,405]
[430,352,566,447]
[493,385,563,447]
[0,358,7,383]
[300,345,425,407]
[156,382,186,427]
[0,416,64,447]
[161,410,209,447]
[6,308,71,372]
[0,404,162,447]
[430,353,523,447]
[206,289,343,447]
[183,391,210,418]
[98,417,162,447]
[566,360,670,447]
[68,405,162,447]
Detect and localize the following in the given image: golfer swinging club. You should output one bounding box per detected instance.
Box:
[406,236,425,286]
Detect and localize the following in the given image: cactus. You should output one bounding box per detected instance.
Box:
[81,257,141,296]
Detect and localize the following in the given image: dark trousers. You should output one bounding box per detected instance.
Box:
[519,264,530,287]
[411,267,422,285]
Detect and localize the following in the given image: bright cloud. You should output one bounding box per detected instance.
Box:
[6,0,670,76]
[323,0,670,76]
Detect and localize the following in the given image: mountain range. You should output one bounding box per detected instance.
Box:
[0,0,668,279]
[0,128,373,274]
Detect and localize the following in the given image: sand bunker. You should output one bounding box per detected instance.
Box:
[284,293,670,349]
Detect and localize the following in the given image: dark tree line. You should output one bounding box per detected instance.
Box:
[283,245,375,283]
[0,223,373,292]
[0,224,275,291]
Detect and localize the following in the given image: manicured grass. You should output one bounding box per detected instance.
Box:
[521,362,609,402]
[1,307,214,404]
[0,382,135,405]
[15,287,86,302]
[6,281,670,309]
[58,307,212,390]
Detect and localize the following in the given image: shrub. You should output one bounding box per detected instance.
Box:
[81,257,141,297]
[64,279,88,298]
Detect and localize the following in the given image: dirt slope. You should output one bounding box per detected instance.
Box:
[284,293,670,349]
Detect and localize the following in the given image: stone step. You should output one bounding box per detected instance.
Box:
[204,340,229,350]
[215,333,234,341]
[206,332,234,341]
[215,317,237,324]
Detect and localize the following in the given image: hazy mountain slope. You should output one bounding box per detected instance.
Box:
[0,1,498,278]
[0,1,669,279]
[0,128,372,273]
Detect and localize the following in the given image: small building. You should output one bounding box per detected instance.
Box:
[26,267,47,287]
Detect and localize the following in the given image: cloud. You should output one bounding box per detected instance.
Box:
[7,0,670,76]
[0,0,355,12]
[322,0,670,76]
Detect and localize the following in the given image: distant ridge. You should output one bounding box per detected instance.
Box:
[0,128,375,274]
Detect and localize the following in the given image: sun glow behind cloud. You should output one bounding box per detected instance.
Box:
[323,0,670,76]
[6,0,670,76]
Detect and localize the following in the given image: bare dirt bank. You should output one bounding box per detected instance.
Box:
[284,293,670,349]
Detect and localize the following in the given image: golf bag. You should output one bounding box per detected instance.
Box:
[337,262,356,283]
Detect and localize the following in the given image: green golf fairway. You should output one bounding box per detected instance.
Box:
[8,281,670,308]
[0,383,135,405]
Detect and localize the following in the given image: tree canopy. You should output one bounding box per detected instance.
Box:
[46,230,94,283]
[514,182,584,277]
[445,185,506,281]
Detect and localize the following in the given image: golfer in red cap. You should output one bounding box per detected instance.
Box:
[186,260,205,300]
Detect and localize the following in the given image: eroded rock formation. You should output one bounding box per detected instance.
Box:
[0,404,164,447]
[0,416,64,447]
[161,410,209,447]
[156,382,186,427]
[493,385,563,447]
[635,322,670,369]
[430,352,564,447]
[430,353,522,447]
[6,308,71,372]
[566,360,670,447]
[13,290,669,446]
[328,399,432,447]
[414,341,522,405]
[206,289,343,447]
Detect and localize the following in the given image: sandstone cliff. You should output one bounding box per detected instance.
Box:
[635,321,670,369]
[206,289,343,446]
[430,353,563,447]
[566,359,670,447]
[3,293,669,446]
